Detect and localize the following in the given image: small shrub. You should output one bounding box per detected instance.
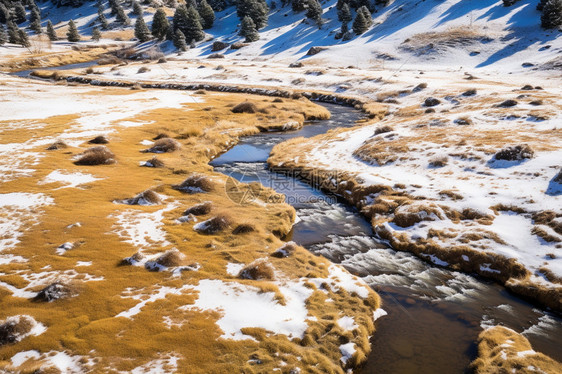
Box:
[497,99,518,108]
[173,174,214,193]
[155,249,185,267]
[194,214,231,234]
[424,97,441,107]
[46,140,68,150]
[212,41,229,51]
[462,89,477,96]
[529,99,543,106]
[271,242,297,258]
[412,83,427,92]
[120,252,144,266]
[208,53,225,59]
[239,259,275,280]
[119,190,162,205]
[429,155,449,167]
[521,84,534,90]
[0,315,35,345]
[88,135,109,144]
[231,101,258,114]
[142,157,164,168]
[184,201,212,216]
[153,133,170,140]
[137,66,150,73]
[34,282,74,302]
[272,98,283,103]
[289,62,304,68]
[194,90,207,95]
[374,125,393,135]
[142,138,181,153]
[454,117,472,126]
[494,144,534,161]
[232,223,256,234]
[74,146,116,165]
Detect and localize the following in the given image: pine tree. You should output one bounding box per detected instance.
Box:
[291,0,306,12]
[198,0,215,29]
[66,19,80,42]
[338,3,351,23]
[0,4,9,24]
[174,4,204,43]
[134,16,150,42]
[352,8,368,34]
[108,0,118,15]
[29,7,40,24]
[358,5,372,26]
[173,28,187,51]
[98,8,109,29]
[537,0,548,10]
[541,0,562,29]
[7,19,19,43]
[239,15,258,42]
[0,25,7,45]
[14,2,27,24]
[92,26,101,41]
[18,27,30,47]
[115,4,130,25]
[46,19,57,40]
[30,17,41,34]
[208,0,226,11]
[151,8,169,39]
[132,0,143,16]
[237,0,269,29]
[305,0,322,24]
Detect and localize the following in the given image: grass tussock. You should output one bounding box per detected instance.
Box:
[153,133,170,140]
[194,214,231,234]
[494,144,534,161]
[232,223,256,234]
[0,315,35,345]
[34,282,75,302]
[183,201,212,216]
[374,125,393,135]
[173,174,214,193]
[231,101,258,114]
[46,140,68,150]
[155,249,185,267]
[120,252,144,266]
[142,138,181,153]
[239,259,275,280]
[429,155,449,167]
[74,146,116,165]
[271,242,297,258]
[88,135,109,144]
[119,190,162,206]
[142,156,165,168]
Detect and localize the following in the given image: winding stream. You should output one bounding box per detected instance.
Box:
[211,103,562,373]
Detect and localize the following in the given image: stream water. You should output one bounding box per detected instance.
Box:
[211,103,562,373]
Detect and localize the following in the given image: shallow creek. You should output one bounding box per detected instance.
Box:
[210,103,562,373]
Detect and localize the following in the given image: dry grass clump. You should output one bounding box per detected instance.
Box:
[374,125,393,135]
[183,201,212,216]
[46,140,68,150]
[497,99,518,108]
[137,66,150,74]
[172,174,214,193]
[153,133,170,140]
[232,223,256,234]
[142,156,165,168]
[429,155,449,167]
[470,326,562,374]
[239,259,275,280]
[142,138,181,153]
[231,101,258,114]
[271,242,297,258]
[155,249,185,267]
[424,97,441,107]
[272,98,284,103]
[194,214,231,234]
[0,315,35,345]
[119,190,162,205]
[462,89,477,96]
[392,205,443,228]
[454,117,472,126]
[74,146,116,165]
[120,252,144,266]
[88,135,109,144]
[34,282,75,302]
[494,144,534,161]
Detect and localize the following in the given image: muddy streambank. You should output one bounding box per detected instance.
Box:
[211,103,562,373]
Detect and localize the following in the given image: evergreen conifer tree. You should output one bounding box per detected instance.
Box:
[198,0,215,29]
[291,0,306,12]
[132,0,143,16]
[239,15,258,42]
[66,19,80,41]
[208,0,226,11]
[338,3,351,23]
[115,4,130,25]
[173,28,187,50]
[305,0,322,24]
[18,27,30,47]
[14,2,27,24]
[537,0,548,10]
[30,17,41,34]
[352,8,368,34]
[184,5,204,42]
[134,15,150,41]
[92,26,101,41]
[98,8,109,29]
[46,19,57,40]
[7,19,19,43]
[151,8,169,39]
[237,0,269,29]
[0,4,9,24]
[359,5,372,26]
[29,7,40,24]
[108,0,118,15]
[0,25,7,45]
[541,0,562,28]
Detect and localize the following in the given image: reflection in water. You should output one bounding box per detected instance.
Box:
[211,103,562,373]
